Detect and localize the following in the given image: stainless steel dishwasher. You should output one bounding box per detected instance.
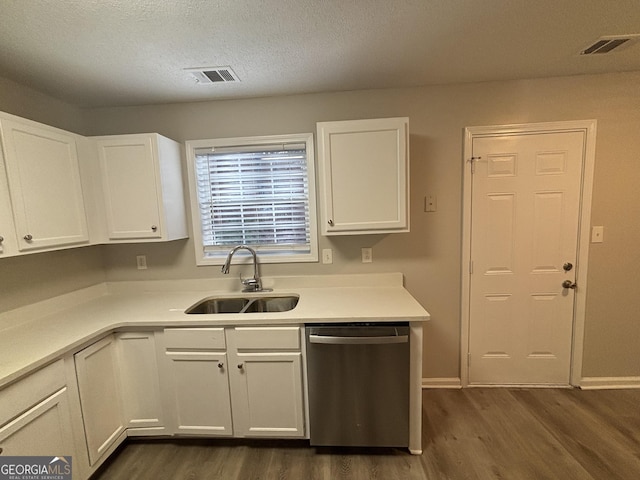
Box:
[305,322,410,448]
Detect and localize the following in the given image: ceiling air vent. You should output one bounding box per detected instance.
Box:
[580,35,640,55]
[186,66,240,84]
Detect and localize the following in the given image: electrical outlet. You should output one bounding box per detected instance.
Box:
[361,247,373,263]
[322,248,333,264]
[136,255,147,270]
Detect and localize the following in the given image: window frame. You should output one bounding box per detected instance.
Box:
[185,133,318,266]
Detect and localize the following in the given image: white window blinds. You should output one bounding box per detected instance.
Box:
[194,142,312,254]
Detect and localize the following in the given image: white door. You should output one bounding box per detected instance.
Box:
[467,130,586,385]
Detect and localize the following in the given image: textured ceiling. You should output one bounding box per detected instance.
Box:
[1,0,639,107]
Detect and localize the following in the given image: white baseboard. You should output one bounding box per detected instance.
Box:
[423,376,640,390]
[422,377,462,389]
[579,376,640,390]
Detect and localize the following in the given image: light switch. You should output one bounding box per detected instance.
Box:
[591,226,604,243]
[322,248,333,264]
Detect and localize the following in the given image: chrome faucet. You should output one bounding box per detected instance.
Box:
[221,245,263,292]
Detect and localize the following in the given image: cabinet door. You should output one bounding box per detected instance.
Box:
[0,149,16,256]
[0,117,89,250]
[96,135,163,240]
[229,352,305,438]
[317,117,409,235]
[74,335,125,466]
[164,351,233,436]
[0,388,75,457]
[117,332,165,434]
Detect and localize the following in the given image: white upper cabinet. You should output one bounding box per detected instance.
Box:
[0,114,89,251]
[93,133,187,242]
[0,146,17,257]
[317,117,410,235]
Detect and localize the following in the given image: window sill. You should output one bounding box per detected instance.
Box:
[196,250,319,266]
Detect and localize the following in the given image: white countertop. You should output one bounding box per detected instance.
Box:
[0,273,429,388]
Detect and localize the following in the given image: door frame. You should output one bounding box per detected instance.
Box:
[461,120,597,387]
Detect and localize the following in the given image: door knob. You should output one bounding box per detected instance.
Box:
[562,280,577,290]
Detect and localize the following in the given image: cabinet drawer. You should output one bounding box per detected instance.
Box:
[164,328,226,350]
[0,359,66,426]
[232,327,300,350]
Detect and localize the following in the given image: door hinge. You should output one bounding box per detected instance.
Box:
[469,260,474,274]
[469,156,481,174]
[467,352,471,369]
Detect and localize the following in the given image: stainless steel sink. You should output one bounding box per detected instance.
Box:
[184,297,250,314]
[185,295,299,314]
[242,296,300,313]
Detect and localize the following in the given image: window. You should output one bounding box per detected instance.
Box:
[186,133,318,265]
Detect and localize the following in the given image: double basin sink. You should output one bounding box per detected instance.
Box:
[185,294,299,314]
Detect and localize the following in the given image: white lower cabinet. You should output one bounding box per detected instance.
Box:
[0,361,76,458]
[116,332,165,435]
[0,389,75,463]
[74,335,126,466]
[165,351,234,435]
[227,327,305,438]
[74,331,166,467]
[1,326,304,480]
[161,326,306,438]
[162,327,232,435]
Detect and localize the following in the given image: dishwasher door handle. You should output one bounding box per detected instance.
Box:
[308,334,408,345]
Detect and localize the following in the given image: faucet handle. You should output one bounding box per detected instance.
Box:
[241,276,261,291]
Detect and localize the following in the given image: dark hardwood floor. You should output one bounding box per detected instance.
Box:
[93,388,640,480]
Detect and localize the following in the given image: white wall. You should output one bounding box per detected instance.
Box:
[0,76,88,134]
[84,71,640,380]
[1,71,637,379]
[0,78,106,313]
